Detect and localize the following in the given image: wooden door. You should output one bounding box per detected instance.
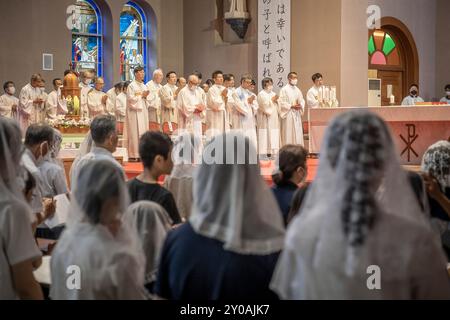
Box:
[378,70,403,106]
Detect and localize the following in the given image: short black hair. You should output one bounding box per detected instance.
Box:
[445,84,450,91]
[410,83,419,89]
[240,73,253,84]
[193,71,202,80]
[166,71,176,78]
[90,115,117,145]
[212,70,224,79]
[223,74,234,82]
[114,82,124,91]
[123,81,131,90]
[53,78,62,86]
[205,79,215,86]
[312,73,323,82]
[139,131,173,169]
[3,81,14,91]
[288,72,298,79]
[24,124,54,147]
[134,66,145,75]
[262,77,273,88]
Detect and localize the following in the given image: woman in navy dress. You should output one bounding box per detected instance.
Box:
[155,132,286,300]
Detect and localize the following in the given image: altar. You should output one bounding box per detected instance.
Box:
[308,106,450,165]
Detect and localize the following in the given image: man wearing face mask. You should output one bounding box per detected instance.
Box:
[146,68,164,127]
[87,77,108,118]
[79,70,95,118]
[177,74,206,141]
[18,74,45,134]
[46,78,68,119]
[401,84,424,106]
[0,81,19,119]
[21,124,56,227]
[440,84,450,105]
[279,72,306,146]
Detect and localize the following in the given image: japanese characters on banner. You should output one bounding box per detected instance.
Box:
[258,0,291,92]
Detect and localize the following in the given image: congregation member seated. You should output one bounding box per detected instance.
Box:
[155,132,285,301]
[124,201,172,295]
[127,131,182,225]
[0,118,43,300]
[272,145,308,226]
[286,183,311,226]
[50,160,147,300]
[70,115,123,189]
[163,133,201,220]
[270,110,450,299]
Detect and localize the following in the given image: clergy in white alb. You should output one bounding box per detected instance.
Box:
[177,75,206,141]
[79,70,95,118]
[146,69,164,125]
[160,71,179,131]
[106,83,123,117]
[18,74,46,134]
[257,78,281,156]
[278,72,305,146]
[233,75,258,149]
[87,77,108,118]
[46,78,68,119]
[125,67,150,159]
[206,71,229,140]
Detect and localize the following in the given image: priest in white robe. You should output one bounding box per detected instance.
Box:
[402,84,425,106]
[233,74,258,149]
[18,74,46,134]
[279,72,305,146]
[0,81,19,119]
[46,78,68,119]
[177,74,206,141]
[306,73,324,109]
[206,71,229,140]
[160,71,179,132]
[106,83,123,117]
[257,78,281,157]
[87,77,107,118]
[125,66,150,160]
[115,82,128,135]
[146,69,164,126]
[223,74,237,129]
[79,70,94,118]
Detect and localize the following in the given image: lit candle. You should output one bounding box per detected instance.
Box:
[390,95,395,105]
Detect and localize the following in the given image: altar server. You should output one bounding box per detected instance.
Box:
[278,72,305,146]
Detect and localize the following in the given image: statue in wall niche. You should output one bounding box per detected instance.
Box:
[224,0,251,39]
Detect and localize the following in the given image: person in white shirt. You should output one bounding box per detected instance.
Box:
[439,84,450,105]
[0,118,44,300]
[146,69,164,127]
[278,72,306,146]
[160,71,179,132]
[0,81,19,120]
[70,115,124,190]
[401,84,425,106]
[206,70,229,140]
[46,78,68,119]
[306,73,324,109]
[87,77,108,118]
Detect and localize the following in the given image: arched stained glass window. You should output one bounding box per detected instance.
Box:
[71,0,103,76]
[120,1,148,81]
[368,30,400,66]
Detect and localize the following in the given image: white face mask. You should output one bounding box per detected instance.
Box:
[40,87,46,93]
[7,87,16,95]
[290,79,298,86]
[84,79,92,85]
[189,85,198,92]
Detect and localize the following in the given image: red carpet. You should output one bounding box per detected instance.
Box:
[123,159,319,187]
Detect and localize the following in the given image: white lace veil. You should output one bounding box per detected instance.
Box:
[0,118,27,205]
[170,132,202,179]
[421,140,450,189]
[271,110,437,297]
[124,201,172,284]
[189,132,285,255]
[69,131,95,182]
[65,160,146,282]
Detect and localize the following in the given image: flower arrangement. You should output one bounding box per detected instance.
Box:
[47,115,91,134]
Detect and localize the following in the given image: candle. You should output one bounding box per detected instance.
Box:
[387,85,393,99]
[390,95,395,105]
[324,87,330,102]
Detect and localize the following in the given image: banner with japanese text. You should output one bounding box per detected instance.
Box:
[258,0,291,92]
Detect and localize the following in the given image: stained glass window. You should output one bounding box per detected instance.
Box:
[368,30,400,66]
[71,0,102,76]
[120,1,148,81]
